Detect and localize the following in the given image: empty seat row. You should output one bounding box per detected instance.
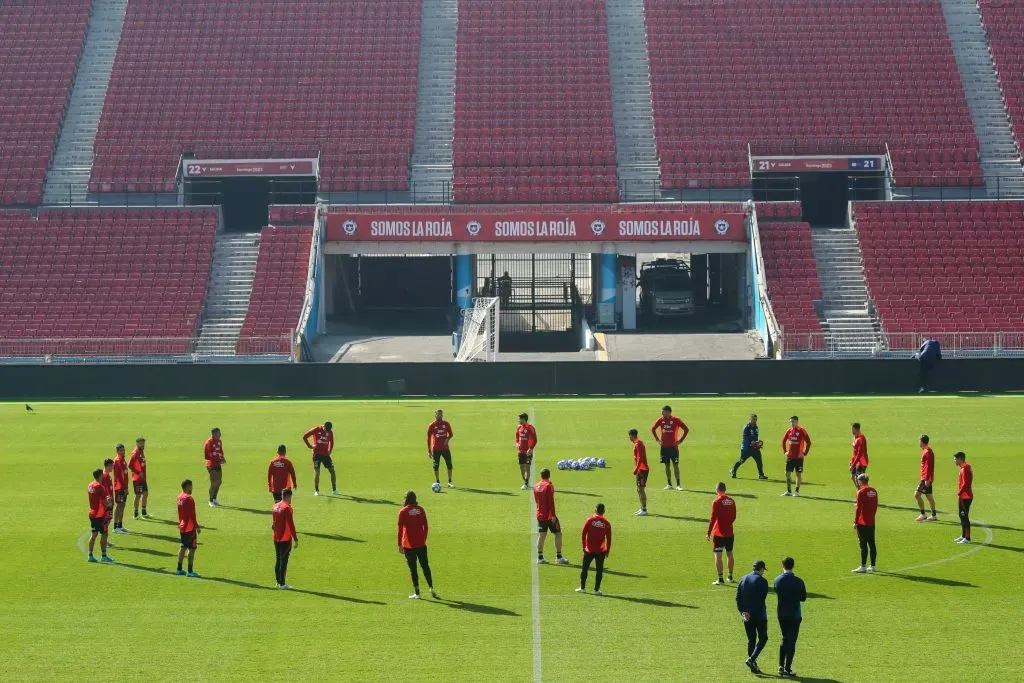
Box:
[757,222,826,343]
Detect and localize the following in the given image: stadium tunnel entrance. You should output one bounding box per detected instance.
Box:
[752,166,884,226]
[185,176,317,232]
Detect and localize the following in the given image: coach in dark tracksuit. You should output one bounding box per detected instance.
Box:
[914,339,942,393]
[736,559,770,674]
[773,557,807,678]
[731,414,766,479]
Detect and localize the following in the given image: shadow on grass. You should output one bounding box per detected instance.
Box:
[458,487,519,497]
[984,542,1024,554]
[875,571,977,588]
[115,546,176,558]
[343,495,398,506]
[806,592,835,600]
[218,505,271,516]
[935,520,1024,533]
[648,513,707,525]
[796,495,926,513]
[304,531,367,544]
[601,594,698,609]
[557,489,599,498]
[126,531,181,544]
[547,562,647,579]
[141,517,221,530]
[686,489,758,500]
[428,598,520,617]
[289,588,386,605]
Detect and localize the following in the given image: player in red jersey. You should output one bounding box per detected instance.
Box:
[427,409,455,488]
[534,468,568,564]
[651,405,689,490]
[576,503,612,596]
[780,417,811,497]
[273,488,299,589]
[111,444,130,533]
[914,435,937,521]
[203,427,226,507]
[176,479,201,577]
[398,490,436,599]
[516,412,538,490]
[849,423,868,489]
[100,459,115,543]
[629,429,649,516]
[87,469,114,563]
[851,474,878,573]
[128,437,149,518]
[303,421,337,496]
[268,445,298,502]
[707,482,738,585]
[953,451,974,544]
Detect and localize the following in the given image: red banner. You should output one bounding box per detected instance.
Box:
[327,210,746,242]
[182,159,316,178]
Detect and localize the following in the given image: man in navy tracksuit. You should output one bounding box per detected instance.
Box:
[773,556,807,678]
[915,339,942,393]
[736,559,770,674]
[731,413,767,480]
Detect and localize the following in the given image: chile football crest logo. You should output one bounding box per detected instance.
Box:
[590,219,606,236]
[466,220,482,237]
[342,219,357,236]
[714,219,730,236]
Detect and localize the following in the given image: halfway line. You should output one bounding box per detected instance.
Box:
[529,405,542,683]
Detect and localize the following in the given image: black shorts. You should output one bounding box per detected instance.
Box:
[916,480,933,495]
[660,446,679,464]
[785,458,804,474]
[114,490,128,504]
[271,490,284,502]
[208,465,222,474]
[518,453,533,466]
[635,470,649,487]
[537,516,561,534]
[856,524,875,544]
[431,450,453,469]
[89,516,108,534]
[851,465,867,476]
[133,481,148,495]
[712,535,734,553]
[313,455,334,470]
[180,531,198,549]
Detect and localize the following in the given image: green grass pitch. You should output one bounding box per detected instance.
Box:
[3,396,1022,682]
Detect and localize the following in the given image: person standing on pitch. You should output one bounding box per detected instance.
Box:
[780,417,811,497]
[852,473,878,573]
[203,427,226,507]
[577,503,612,596]
[273,488,299,589]
[111,444,129,533]
[268,445,298,502]
[953,451,974,544]
[736,559,770,674]
[87,469,114,563]
[176,479,200,577]
[426,409,455,488]
[303,421,337,496]
[534,468,568,565]
[731,414,767,480]
[914,435,937,521]
[100,459,115,544]
[629,429,649,516]
[515,412,538,490]
[707,482,737,585]
[398,490,436,599]
[651,405,689,491]
[773,557,806,678]
[849,423,869,490]
[128,437,148,518]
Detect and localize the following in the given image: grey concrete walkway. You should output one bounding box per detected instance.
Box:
[601,332,763,360]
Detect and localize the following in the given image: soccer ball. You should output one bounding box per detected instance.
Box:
[431,482,442,493]
[597,458,607,468]
[557,460,567,470]
[570,460,580,470]
[580,460,591,470]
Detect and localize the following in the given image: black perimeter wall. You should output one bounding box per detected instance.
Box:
[1,360,1023,400]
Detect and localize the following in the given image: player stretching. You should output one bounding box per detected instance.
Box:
[516,413,538,490]
[303,421,338,496]
[268,445,298,502]
[629,429,649,516]
[398,490,436,599]
[273,489,299,589]
[534,469,569,564]
[651,405,689,490]
[87,469,114,563]
[849,423,868,490]
[780,417,811,497]
[852,474,878,573]
[577,503,612,596]
[953,451,973,544]
[732,414,766,480]
[111,444,129,533]
[203,427,226,507]
[427,409,455,488]
[176,479,200,577]
[128,437,148,518]
[707,482,737,585]
[914,435,937,521]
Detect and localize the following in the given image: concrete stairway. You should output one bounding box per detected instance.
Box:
[409,0,458,203]
[606,0,663,202]
[940,0,1024,198]
[195,233,261,355]
[810,227,883,354]
[43,0,127,206]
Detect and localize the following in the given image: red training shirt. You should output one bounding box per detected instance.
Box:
[850,433,868,468]
[652,415,689,448]
[958,462,974,500]
[782,427,811,460]
[273,501,298,542]
[854,485,878,526]
[516,423,538,454]
[427,419,453,451]
[112,454,129,491]
[582,514,612,554]
[707,493,737,538]
[99,473,114,517]
[397,504,429,549]
[128,447,147,482]
[303,425,334,457]
[633,440,649,474]
[267,455,297,492]
[920,447,935,482]
[534,479,556,521]
[204,437,225,469]
[87,481,107,519]
[177,492,198,533]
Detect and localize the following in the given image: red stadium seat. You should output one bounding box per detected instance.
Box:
[757,222,826,340]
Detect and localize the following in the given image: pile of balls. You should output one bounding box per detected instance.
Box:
[557,458,606,471]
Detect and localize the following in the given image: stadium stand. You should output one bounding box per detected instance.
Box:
[755,202,803,221]
[0,208,217,355]
[237,226,313,354]
[645,0,982,189]
[757,221,826,337]
[453,0,619,203]
[269,205,316,227]
[0,1,91,206]
[855,201,1024,334]
[90,0,421,194]
[979,0,1024,152]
